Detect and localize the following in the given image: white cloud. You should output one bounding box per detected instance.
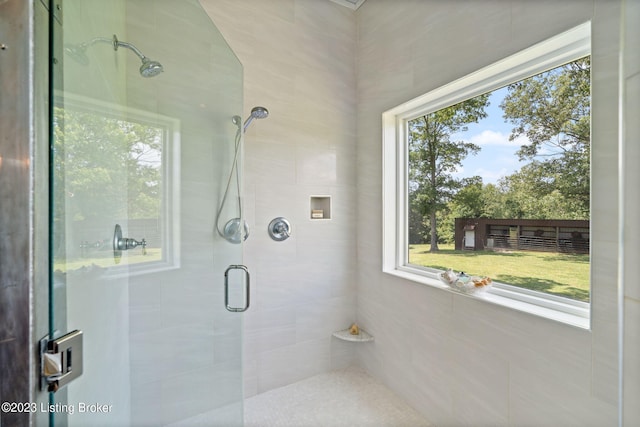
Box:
[467,130,528,147]
[463,155,523,184]
[472,167,511,184]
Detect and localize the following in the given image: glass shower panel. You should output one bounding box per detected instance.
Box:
[50,1,244,425]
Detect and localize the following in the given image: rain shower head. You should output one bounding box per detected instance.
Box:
[139,58,164,78]
[113,35,164,78]
[243,106,269,132]
[63,34,163,78]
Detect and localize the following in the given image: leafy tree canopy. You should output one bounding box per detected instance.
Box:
[408,95,490,250]
[410,57,591,246]
[53,107,163,224]
[500,56,590,217]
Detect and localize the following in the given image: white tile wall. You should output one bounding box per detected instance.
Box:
[623,0,640,423]
[624,298,640,425]
[203,1,639,425]
[122,1,246,424]
[32,0,636,425]
[590,0,625,406]
[202,0,359,398]
[356,0,623,425]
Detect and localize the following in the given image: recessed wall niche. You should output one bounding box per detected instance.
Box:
[310,196,331,220]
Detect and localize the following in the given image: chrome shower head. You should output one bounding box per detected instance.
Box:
[139,57,164,78]
[63,35,163,78]
[243,106,269,132]
[250,106,269,119]
[113,35,163,78]
[64,43,90,66]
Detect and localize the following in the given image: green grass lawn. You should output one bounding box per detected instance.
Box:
[53,248,162,273]
[409,243,590,302]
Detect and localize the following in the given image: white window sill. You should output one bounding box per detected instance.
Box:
[386,266,590,330]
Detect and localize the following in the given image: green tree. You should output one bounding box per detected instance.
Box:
[409,95,490,251]
[439,177,484,242]
[494,161,587,220]
[500,56,590,219]
[478,183,509,218]
[53,106,163,225]
[448,176,485,218]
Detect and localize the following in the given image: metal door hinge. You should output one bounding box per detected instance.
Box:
[39,330,83,392]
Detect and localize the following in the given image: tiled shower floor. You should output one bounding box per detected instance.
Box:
[244,367,431,427]
[170,367,431,427]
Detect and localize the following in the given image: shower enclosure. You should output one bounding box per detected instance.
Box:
[48,1,246,425]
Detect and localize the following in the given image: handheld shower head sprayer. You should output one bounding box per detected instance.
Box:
[218,106,269,243]
[243,106,269,132]
[250,106,269,119]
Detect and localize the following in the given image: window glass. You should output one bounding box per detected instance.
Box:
[52,95,180,275]
[407,57,590,302]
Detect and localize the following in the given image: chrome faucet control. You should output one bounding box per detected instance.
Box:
[113,224,147,263]
[117,237,147,251]
[268,217,291,241]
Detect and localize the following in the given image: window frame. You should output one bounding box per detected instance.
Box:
[382,22,591,328]
[56,92,182,277]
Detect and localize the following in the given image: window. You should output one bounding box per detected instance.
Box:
[383,23,591,327]
[52,94,181,276]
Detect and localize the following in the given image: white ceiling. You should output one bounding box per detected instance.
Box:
[329,0,367,10]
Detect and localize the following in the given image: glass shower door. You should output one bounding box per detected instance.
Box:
[48,1,245,425]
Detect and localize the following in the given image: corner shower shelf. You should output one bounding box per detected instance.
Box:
[332,328,374,342]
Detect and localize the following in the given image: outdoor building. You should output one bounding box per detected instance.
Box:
[455,218,590,253]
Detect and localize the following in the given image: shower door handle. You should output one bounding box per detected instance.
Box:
[224,265,250,312]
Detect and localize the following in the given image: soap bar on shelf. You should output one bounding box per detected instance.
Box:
[332,327,374,342]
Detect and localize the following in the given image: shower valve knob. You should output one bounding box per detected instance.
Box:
[275,223,289,236]
[119,237,146,250]
[268,217,291,241]
[113,224,147,253]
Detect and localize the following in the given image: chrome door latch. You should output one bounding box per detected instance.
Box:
[39,330,83,392]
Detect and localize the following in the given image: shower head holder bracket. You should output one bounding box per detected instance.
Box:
[221,218,249,244]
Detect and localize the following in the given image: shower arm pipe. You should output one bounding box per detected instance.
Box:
[77,35,150,61]
[77,36,112,48]
[113,37,149,61]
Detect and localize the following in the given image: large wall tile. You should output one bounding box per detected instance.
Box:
[203,0,358,397]
[356,0,621,424]
[624,298,640,425]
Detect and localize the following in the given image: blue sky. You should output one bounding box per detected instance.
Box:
[450,87,531,185]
